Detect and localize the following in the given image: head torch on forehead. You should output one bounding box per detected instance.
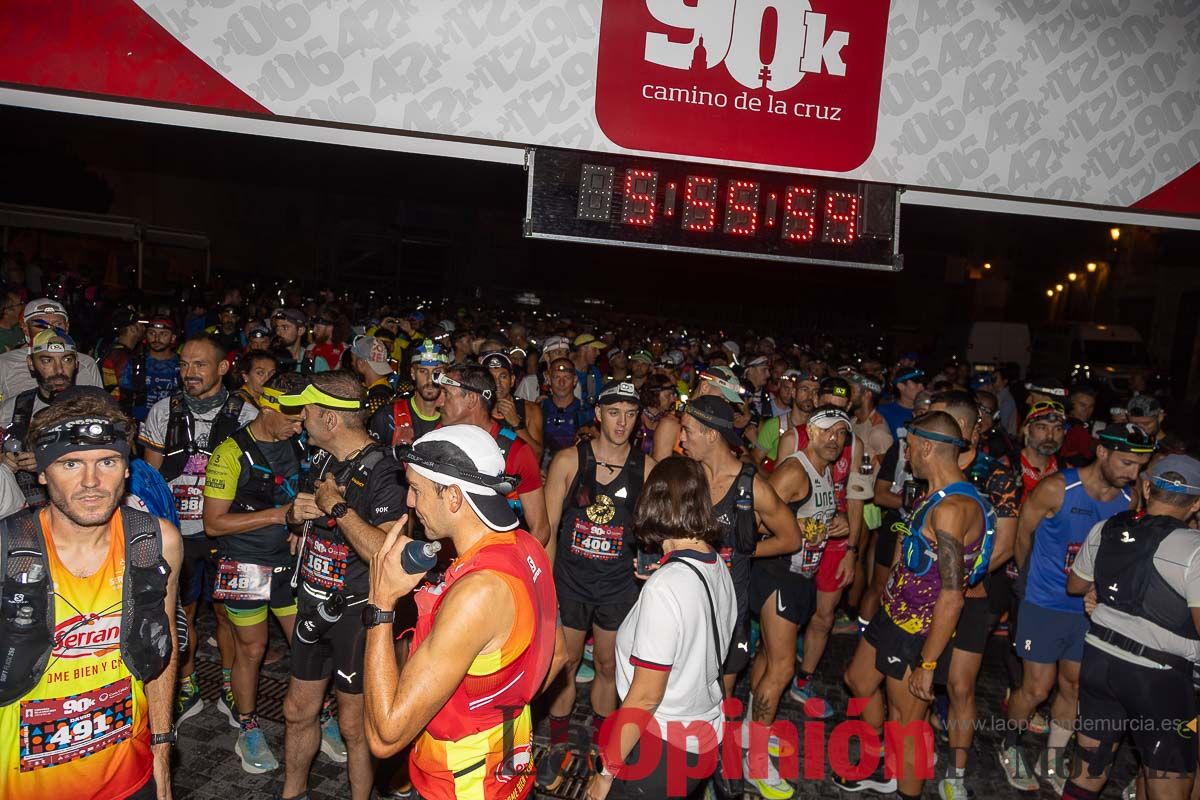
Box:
[1098,423,1157,454]
[38,419,129,447]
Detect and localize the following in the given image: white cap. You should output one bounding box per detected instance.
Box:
[401,425,519,531]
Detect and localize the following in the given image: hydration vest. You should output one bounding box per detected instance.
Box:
[542,396,584,453]
[1094,511,1200,642]
[300,444,387,595]
[492,425,525,514]
[390,398,417,446]
[900,481,996,586]
[0,507,171,706]
[228,427,303,513]
[5,389,47,508]
[120,352,148,417]
[160,393,247,483]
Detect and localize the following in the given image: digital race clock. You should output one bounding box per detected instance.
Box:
[524,147,902,271]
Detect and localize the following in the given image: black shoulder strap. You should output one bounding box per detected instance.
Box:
[625,446,646,506]
[735,463,757,554]
[561,442,593,518]
[118,506,163,565]
[671,557,729,698]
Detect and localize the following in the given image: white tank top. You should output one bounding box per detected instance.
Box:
[785,450,837,576]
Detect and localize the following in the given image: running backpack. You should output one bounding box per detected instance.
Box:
[900,481,996,586]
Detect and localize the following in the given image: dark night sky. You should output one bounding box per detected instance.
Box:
[0,104,1196,333]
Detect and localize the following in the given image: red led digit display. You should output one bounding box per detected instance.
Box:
[681,176,718,232]
[536,147,898,270]
[722,180,761,236]
[620,169,658,226]
[782,186,817,242]
[822,191,859,244]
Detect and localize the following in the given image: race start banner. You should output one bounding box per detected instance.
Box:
[0,0,1197,217]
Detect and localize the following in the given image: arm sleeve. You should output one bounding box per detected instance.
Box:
[628,577,683,670]
[78,354,103,389]
[1069,520,1106,582]
[1182,537,1200,608]
[203,438,243,501]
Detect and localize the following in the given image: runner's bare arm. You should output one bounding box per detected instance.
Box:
[1066,571,1092,596]
[521,486,551,546]
[522,401,545,461]
[146,519,182,800]
[651,415,679,462]
[753,474,803,558]
[1014,473,1065,570]
[990,516,1017,570]
[909,499,972,701]
[364,571,513,756]
[540,622,569,693]
[202,495,292,536]
[544,446,578,543]
[142,447,164,470]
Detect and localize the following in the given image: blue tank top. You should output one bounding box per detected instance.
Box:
[1024,467,1130,613]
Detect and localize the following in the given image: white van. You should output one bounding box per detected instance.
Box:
[965,322,1031,377]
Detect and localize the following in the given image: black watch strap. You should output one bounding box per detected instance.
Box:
[362,604,396,628]
[150,730,177,746]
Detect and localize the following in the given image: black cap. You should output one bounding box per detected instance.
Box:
[684,395,742,449]
[597,380,640,406]
[819,376,851,400]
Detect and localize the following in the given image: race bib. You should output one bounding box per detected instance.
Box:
[1062,542,1082,575]
[570,519,625,562]
[20,677,134,771]
[301,534,349,590]
[172,484,204,521]
[212,559,272,602]
[790,537,827,577]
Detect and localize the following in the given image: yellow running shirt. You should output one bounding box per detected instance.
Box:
[0,509,151,800]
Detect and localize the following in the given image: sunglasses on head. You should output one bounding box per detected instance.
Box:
[434,372,493,401]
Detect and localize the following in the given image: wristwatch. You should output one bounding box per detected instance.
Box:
[362,604,396,628]
[918,658,937,671]
[329,502,350,520]
[150,730,177,746]
[845,544,859,554]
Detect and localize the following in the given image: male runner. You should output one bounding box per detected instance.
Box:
[0,298,103,399]
[841,412,992,800]
[628,350,653,391]
[1060,384,1099,465]
[1019,401,1065,496]
[754,371,818,468]
[541,357,593,460]
[680,395,802,700]
[369,339,446,447]
[281,371,409,800]
[140,334,258,725]
[877,368,926,441]
[1126,394,1166,444]
[348,335,396,417]
[364,426,560,800]
[203,371,315,773]
[482,350,545,462]
[101,315,145,393]
[1,329,80,507]
[118,318,180,422]
[653,366,743,462]
[272,309,328,374]
[0,393,181,800]
[538,380,655,790]
[742,355,773,423]
[306,310,346,370]
[926,391,1020,800]
[206,305,247,355]
[572,334,606,415]
[749,405,850,799]
[1065,455,1200,800]
[998,424,1153,792]
[436,363,550,546]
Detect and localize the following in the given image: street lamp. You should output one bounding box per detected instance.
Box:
[1110,227,1121,241]
[1055,284,1064,292]
[1068,272,1077,281]
[1046,289,1054,297]
[983,262,992,270]
[1087,262,1097,272]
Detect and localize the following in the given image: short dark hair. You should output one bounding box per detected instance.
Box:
[184,332,227,362]
[930,390,979,424]
[235,350,278,380]
[445,363,497,413]
[640,374,675,408]
[1148,472,1196,508]
[267,369,308,396]
[633,456,722,551]
[308,369,368,429]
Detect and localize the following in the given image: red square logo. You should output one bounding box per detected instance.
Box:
[595,0,890,173]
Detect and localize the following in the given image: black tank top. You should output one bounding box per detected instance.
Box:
[712,475,751,620]
[553,443,645,602]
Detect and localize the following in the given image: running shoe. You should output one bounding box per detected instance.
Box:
[1028,710,1049,734]
[833,761,896,793]
[743,748,795,799]
[175,685,203,725]
[1122,777,1138,800]
[575,660,595,683]
[320,716,348,763]
[536,743,576,791]
[832,612,859,635]
[787,678,834,719]
[1035,753,1067,795]
[996,744,1038,792]
[938,776,969,800]
[235,728,280,773]
[217,686,239,729]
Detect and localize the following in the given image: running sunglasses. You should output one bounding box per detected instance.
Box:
[434,372,494,401]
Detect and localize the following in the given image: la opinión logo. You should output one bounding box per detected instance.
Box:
[599,698,935,795]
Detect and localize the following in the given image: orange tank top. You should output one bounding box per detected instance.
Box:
[0,509,151,800]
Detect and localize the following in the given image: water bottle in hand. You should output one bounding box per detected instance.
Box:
[401,540,441,574]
